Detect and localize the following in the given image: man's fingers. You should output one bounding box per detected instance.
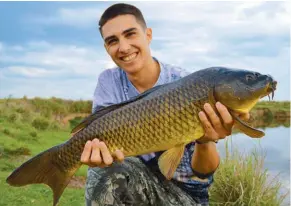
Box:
[114,150,125,162]
[204,103,224,131]
[90,139,102,165]
[216,102,233,134]
[80,140,92,164]
[198,111,217,139]
[216,102,233,125]
[80,139,120,168]
[99,141,113,165]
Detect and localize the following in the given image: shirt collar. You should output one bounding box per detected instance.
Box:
[121,57,165,97]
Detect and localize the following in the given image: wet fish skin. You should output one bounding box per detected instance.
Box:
[6,67,276,206]
[59,73,210,170]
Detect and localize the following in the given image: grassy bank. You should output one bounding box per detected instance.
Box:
[0,97,289,205]
[209,145,288,205]
[253,101,290,112]
[0,97,89,205]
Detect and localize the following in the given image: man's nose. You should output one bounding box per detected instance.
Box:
[118,39,130,53]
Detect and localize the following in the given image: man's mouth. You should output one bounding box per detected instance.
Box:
[120,52,138,62]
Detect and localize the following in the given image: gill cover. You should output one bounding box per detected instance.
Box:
[209,87,265,138]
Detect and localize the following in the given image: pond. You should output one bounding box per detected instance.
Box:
[217,126,290,205]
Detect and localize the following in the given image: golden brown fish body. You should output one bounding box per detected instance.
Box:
[6,67,277,205]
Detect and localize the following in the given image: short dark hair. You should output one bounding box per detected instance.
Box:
[99,3,147,34]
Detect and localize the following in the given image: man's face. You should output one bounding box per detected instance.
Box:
[101,15,152,74]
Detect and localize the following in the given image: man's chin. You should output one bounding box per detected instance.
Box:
[119,62,141,73]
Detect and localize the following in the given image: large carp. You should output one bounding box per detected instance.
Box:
[6,67,277,205]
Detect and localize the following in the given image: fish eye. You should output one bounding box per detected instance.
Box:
[246,74,255,81]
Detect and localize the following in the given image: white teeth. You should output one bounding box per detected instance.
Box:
[122,53,137,62]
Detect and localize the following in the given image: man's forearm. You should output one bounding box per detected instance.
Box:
[191,142,220,175]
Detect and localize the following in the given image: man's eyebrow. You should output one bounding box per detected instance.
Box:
[122,27,137,35]
[104,28,137,43]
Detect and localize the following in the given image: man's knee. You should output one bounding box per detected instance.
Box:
[86,163,131,198]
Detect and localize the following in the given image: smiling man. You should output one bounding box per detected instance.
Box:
[81,3,248,206]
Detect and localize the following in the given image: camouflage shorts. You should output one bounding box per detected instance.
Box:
[85,157,208,206]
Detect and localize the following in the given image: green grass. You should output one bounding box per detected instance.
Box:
[0,99,88,205]
[0,170,84,206]
[254,101,290,112]
[0,119,87,205]
[209,142,288,205]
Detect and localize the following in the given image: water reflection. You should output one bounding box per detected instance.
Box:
[217,125,290,205]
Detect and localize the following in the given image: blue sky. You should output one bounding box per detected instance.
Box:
[0,1,290,101]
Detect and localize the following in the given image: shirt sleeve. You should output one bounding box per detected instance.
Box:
[92,71,117,113]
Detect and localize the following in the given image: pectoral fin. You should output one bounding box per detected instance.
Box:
[230,111,265,138]
[158,144,185,180]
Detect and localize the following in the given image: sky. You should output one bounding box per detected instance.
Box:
[0,1,290,101]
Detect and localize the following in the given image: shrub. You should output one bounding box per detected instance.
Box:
[7,113,22,123]
[49,121,61,130]
[29,130,38,138]
[3,128,11,136]
[209,146,287,205]
[32,117,50,130]
[4,147,31,157]
[15,107,26,114]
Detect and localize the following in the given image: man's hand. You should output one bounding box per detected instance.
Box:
[80,138,125,168]
[198,102,250,143]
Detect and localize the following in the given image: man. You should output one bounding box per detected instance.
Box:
[81,3,249,206]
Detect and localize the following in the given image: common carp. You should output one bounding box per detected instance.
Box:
[6,67,277,205]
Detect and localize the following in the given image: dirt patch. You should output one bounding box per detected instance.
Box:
[62,113,89,125]
[68,176,86,189]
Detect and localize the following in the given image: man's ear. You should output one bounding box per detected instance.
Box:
[146,28,152,43]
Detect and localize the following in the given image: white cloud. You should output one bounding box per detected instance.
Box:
[1,41,115,78]
[138,1,290,34]
[29,7,104,28]
[27,2,290,36]
[8,66,55,78]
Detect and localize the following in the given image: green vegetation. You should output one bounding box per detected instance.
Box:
[254,101,290,112]
[0,97,89,205]
[209,143,288,205]
[0,97,289,205]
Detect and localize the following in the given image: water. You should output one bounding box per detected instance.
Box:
[217,126,290,205]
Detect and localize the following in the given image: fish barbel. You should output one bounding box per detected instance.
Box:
[6,67,277,205]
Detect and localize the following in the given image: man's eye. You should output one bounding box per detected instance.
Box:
[108,39,117,45]
[126,32,135,37]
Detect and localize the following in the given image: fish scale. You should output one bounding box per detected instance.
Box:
[56,74,207,172]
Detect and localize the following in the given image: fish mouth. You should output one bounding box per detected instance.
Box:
[264,80,277,101]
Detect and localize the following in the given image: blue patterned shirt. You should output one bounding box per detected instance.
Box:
[92,57,213,204]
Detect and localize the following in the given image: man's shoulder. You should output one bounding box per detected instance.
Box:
[159,61,191,80]
[98,66,123,81]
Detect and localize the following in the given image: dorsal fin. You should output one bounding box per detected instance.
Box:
[71,84,165,135]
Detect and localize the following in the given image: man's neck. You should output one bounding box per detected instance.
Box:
[126,58,160,93]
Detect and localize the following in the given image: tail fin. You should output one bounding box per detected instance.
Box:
[6,145,81,206]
